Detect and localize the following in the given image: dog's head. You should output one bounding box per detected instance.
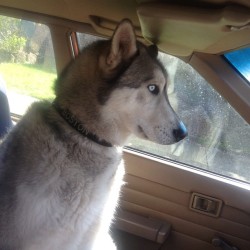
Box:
[55,19,187,146]
[100,19,187,145]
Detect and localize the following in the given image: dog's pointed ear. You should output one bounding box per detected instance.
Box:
[106,19,137,68]
[148,44,158,58]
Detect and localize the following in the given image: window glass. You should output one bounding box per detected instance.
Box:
[76,32,104,51]
[224,47,250,83]
[77,32,250,183]
[0,16,57,115]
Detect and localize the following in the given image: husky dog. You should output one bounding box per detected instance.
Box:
[0,20,187,250]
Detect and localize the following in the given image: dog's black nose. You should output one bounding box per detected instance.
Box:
[173,122,188,142]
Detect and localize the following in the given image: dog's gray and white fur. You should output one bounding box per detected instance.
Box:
[0,20,187,249]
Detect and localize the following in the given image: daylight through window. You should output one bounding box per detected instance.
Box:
[0,16,57,116]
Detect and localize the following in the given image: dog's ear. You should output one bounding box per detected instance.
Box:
[148,44,158,58]
[106,19,137,69]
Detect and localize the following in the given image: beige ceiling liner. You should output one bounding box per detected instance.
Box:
[137,3,250,56]
[0,0,250,55]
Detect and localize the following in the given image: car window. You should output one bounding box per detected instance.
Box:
[224,47,250,84]
[0,15,57,116]
[75,32,250,184]
[77,32,103,48]
[76,32,105,51]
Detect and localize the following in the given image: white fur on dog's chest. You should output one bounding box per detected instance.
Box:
[61,156,124,250]
[22,147,124,250]
[74,158,123,229]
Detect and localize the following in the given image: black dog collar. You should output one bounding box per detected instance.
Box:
[53,101,113,147]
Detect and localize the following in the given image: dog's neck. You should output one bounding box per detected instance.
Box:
[53,101,113,147]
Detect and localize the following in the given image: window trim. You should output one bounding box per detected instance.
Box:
[69,32,80,58]
[124,146,250,187]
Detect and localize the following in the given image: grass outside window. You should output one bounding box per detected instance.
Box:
[0,63,56,100]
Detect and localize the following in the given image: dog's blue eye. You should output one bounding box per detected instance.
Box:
[148,84,159,95]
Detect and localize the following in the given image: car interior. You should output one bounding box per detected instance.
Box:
[0,0,249,250]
